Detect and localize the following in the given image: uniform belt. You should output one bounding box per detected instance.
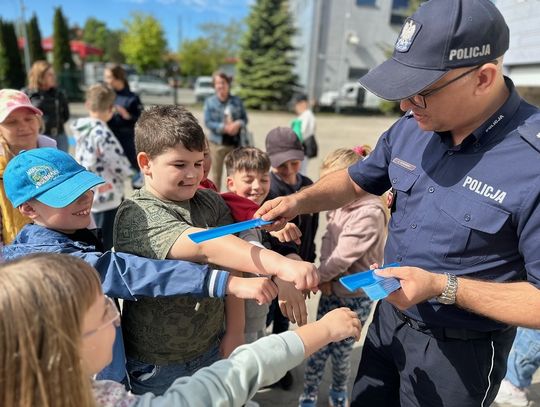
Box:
[392,306,497,341]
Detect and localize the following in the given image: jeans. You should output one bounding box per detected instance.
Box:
[126,343,221,395]
[505,327,540,388]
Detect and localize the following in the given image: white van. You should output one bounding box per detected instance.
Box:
[194,76,215,102]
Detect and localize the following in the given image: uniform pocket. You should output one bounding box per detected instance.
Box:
[432,190,510,266]
[388,162,419,226]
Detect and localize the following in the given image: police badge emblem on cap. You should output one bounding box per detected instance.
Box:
[395,19,421,53]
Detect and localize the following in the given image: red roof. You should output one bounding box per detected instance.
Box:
[17,37,103,58]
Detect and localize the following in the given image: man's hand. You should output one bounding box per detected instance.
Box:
[254,195,300,232]
[270,222,302,244]
[274,277,308,326]
[226,276,278,305]
[220,331,245,358]
[374,265,446,310]
[275,257,320,291]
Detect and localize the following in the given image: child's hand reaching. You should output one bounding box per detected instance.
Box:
[319,307,362,343]
[274,277,308,326]
[270,222,302,245]
[275,257,319,291]
[226,276,278,305]
[295,307,361,357]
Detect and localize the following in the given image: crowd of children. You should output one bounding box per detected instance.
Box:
[0,86,389,407]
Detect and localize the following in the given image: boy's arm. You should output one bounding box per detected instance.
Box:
[168,228,319,290]
[221,293,245,358]
[85,251,228,300]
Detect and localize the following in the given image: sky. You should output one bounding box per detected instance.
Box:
[2,0,252,51]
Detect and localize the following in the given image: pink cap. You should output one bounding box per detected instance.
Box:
[0,89,43,124]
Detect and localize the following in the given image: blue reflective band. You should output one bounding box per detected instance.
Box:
[188,218,273,244]
[340,262,401,300]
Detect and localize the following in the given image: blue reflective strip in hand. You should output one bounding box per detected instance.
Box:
[188,218,273,244]
[339,262,401,300]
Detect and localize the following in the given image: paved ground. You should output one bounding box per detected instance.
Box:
[68,97,540,406]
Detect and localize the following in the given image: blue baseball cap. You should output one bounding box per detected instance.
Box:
[359,0,509,101]
[4,148,104,208]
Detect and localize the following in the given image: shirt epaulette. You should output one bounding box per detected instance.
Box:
[518,116,540,154]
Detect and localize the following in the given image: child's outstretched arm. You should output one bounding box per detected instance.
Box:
[169,228,319,291]
[133,308,360,407]
[295,307,361,357]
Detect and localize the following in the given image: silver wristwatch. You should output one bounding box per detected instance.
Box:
[436,273,458,305]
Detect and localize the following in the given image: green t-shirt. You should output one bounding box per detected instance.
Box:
[113,187,233,364]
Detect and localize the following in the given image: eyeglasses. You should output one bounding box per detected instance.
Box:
[407,63,493,109]
[82,296,120,338]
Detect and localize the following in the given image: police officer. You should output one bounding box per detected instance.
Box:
[256,0,540,406]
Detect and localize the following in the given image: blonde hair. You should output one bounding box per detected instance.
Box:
[320,146,372,178]
[27,60,52,90]
[0,253,102,407]
[85,84,115,113]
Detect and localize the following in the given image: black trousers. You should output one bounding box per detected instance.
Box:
[351,301,516,407]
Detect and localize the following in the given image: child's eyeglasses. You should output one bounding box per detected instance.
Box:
[82,296,120,338]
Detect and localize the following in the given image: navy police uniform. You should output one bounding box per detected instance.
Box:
[348,78,540,406]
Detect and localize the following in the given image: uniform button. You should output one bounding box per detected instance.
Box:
[392,178,398,184]
[428,186,435,193]
[448,151,454,156]
[474,143,481,149]
[396,256,403,262]
[411,223,417,229]
[464,214,471,222]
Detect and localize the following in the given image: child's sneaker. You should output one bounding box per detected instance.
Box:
[328,388,349,407]
[298,394,317,407]
[494,379,529,406]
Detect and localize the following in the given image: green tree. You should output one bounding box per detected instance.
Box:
[120,12,167,73]
[82,18,108,62]
[236,0,297,110]
[0,20,25,88]
[27,13,46,63]
[178,38,218,77]
[104,30,125,63]
[52,7,75,73]
[198,19,244,58]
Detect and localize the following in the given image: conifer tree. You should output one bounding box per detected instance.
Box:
[27,13,46,63]
[52,7,74,73]
[236,0,297,110]
[0,20,25,88]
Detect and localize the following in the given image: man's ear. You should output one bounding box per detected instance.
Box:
[19,202,38,219]
[137,152,151,176]
[475,62,499,95]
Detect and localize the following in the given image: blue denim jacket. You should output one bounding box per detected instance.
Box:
[203,94,248,145]
[2,224,229,382]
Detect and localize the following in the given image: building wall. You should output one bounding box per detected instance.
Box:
[495,0,540,105]
[290,0,401,107]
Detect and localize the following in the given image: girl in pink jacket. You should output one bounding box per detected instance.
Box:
[299,146,389,407]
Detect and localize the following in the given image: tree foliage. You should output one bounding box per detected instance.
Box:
[236,0,297,110]
[0,20,25,89]
[178,19,244,77]
[52,7,75,73]
[178,38,217,77]
[27,13,46,63]
[120,12,167,73]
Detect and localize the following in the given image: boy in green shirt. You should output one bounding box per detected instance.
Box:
[114,105,319,395]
